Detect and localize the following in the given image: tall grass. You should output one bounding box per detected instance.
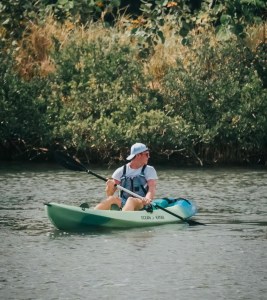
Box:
[14,15,265,84]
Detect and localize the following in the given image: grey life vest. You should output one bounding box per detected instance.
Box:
[120,164,148,200]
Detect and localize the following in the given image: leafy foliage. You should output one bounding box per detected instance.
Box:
[161,37,267,163]
[0,2,266,164]
[0,43,52,158]
[48,38,152,157]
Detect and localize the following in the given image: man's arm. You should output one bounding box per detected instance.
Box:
[146,179,157,200]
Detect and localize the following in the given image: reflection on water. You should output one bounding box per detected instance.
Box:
[0,163,266,300]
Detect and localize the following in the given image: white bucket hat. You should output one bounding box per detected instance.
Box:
[126,143,148,160]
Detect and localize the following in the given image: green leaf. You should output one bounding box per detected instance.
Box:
[157,30,165,44]
[179,26,189,37]
[220,14,232,25]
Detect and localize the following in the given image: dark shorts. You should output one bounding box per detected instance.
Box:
[120,197,127,207]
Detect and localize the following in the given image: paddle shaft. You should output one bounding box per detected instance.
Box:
[87,170,147,200]
[53,151,142,199]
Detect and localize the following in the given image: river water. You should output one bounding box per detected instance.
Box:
[0,162,266,300]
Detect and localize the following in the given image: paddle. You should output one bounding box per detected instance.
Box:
[54,151,147,195]
[54,151,205,226]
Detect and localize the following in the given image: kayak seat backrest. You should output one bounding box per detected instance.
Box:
[152,199,169,208]
[175,199,198,216]
[167,198,190,207]
[152,198,184,208]
[152,198,197,216]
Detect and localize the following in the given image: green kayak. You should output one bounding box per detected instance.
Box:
[44,198,198,231]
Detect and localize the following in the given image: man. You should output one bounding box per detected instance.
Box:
[94,143,158,211]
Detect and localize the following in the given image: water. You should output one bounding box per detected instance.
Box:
[0,163,266,300]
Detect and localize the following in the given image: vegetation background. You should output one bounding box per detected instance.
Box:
[0,0,266,166]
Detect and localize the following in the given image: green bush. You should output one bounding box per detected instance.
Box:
[49,38,152,153]
[0,44,53,159]
[0,8,266,165]
[161,38,267,164]
[0,46,52,151]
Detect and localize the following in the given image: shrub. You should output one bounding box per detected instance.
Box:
[161,36,267,164]
[0,44,53,158]
[49,37,150,153]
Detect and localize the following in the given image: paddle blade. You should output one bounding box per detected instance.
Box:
[54,151,87,172]
[186,219,206,226]
[154,204,205,226]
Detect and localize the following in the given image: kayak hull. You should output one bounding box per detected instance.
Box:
[45,199,197,231]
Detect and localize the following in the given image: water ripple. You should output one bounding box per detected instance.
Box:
[0,164,266,300]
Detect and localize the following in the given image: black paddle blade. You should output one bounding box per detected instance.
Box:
[155,204,205,226]
[54,151,87,172]
[186,219,206,226]
[54,151,108,182]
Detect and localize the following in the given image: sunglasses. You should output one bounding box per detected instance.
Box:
[141,152,150,157]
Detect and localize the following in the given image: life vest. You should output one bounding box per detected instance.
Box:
[120,164,148,200]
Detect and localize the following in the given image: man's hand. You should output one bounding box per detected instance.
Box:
[142,197,152,206]
[105,179,117,196]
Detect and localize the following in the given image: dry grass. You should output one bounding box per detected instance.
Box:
[16,17,58,79]
[245,23,266,50]
[15,15,134,79]
[144,23,220,89]
[14,14,203,80]
[14,14,265,82]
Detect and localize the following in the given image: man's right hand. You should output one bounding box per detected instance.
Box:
[105,179,117,196]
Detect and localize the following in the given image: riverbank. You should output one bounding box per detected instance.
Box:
[0,146,266,168]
